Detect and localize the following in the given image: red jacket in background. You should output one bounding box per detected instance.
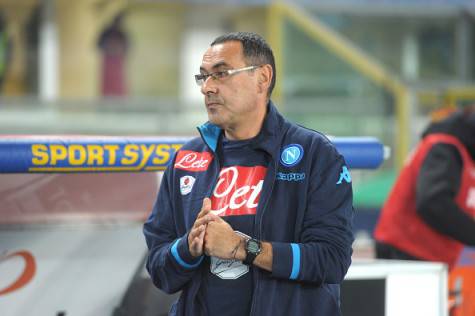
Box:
[374,133,475,269]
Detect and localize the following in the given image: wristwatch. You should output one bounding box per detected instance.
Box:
[243,238,261,265]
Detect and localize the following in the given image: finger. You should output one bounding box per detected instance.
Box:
[189,224,205,241]
[194,216,212,228]
[203,236,211,255]
[197,197,212,219]
[198,227,206,241]
[195,213,220,227]
[206,213,223,222]
[188,230,199,246]
[190,238,202,255]
[189,234,201,256]
[202,197,211,211]
[192,228,205,246]
[194,236,202,248]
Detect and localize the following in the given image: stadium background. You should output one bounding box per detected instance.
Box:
[0,0,474,315]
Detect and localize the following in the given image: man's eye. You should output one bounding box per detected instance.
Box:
[214,71,228,79]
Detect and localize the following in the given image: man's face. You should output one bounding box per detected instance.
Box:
[199,41,261,130]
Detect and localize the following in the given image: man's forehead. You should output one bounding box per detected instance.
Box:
[200,41,244,69]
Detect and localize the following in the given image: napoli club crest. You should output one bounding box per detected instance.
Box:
[180,175,196,195]
[280,144,304,167]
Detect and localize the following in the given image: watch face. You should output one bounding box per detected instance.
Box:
[247,239,260,253]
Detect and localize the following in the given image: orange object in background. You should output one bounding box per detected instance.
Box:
[449,250,475,316]
[0,250,36,296]
[430,106,457,123]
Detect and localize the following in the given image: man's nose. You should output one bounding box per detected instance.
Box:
[200,76,218,95]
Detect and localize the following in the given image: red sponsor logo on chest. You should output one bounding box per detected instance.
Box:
[211,166,267,216]
[466,187,475,211]
[174,150,213,171]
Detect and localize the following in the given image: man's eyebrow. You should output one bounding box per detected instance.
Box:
[211,61,229,69]
[199,61,230,72]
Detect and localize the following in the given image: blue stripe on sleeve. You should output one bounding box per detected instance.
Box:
[290,243,300,280]
[171,238,203,269]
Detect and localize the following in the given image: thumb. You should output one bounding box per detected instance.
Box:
[202,197,212,211]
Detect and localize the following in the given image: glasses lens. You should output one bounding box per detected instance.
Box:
[195,74,205,86]
[213,71,228,80]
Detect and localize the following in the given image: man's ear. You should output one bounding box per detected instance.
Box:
[258,64,273,94]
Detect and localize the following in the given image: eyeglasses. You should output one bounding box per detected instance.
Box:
[195,65,260,86]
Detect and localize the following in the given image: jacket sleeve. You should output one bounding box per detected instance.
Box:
[143,165,204,294]
[416,143,475,246]
[271,143,354,284]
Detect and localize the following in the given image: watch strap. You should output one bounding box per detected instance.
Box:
[243,238,261,265]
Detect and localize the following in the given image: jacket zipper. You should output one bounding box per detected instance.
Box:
[196,157,221,316]
[206,155,221,196]
[194,137,221,316]
[198,127,221,197]
[249,157,278,316]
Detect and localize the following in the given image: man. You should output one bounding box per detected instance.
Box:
[0,12,9,91]
[374,104,475,270]
[143,32,354,316]
[97,13,128,96]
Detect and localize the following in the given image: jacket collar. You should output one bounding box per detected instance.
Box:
[197,100,287,158]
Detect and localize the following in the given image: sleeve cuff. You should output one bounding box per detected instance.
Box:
[170,235,204,269]
[271,242,300,280]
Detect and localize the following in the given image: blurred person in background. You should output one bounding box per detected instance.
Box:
[143,32,354,315]
[374,103,475,270]
[0,12,9,92]
[97,12,128,97]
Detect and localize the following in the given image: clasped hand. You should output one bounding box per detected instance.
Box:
[188,198,242,259]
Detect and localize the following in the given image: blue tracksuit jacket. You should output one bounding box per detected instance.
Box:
[143,101,354,315]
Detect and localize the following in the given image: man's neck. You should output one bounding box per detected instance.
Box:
[224,126,260,141]
[224,104,267,141]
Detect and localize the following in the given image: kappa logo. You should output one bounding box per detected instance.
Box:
[174,150,213,172]
[280,144,304,167]
[180,175,196,195]
[336,166,352,184]
[276,172,305,182]
[211,166,267,216]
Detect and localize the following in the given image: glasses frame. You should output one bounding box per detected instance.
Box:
[195,65,261,86]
